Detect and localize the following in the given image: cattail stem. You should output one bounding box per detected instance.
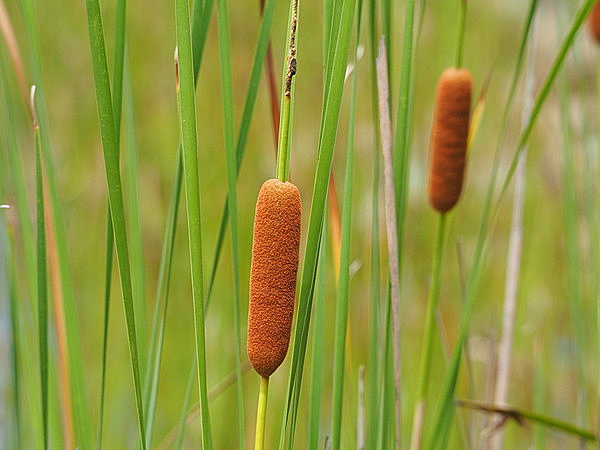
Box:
[410,212,447,450]
[275,0,298,182]
[454,0,468,68]
[277,96,292,181]
[254,376,269,450]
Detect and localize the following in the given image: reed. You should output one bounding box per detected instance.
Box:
[249,1,300,448]
[3,0,600,448]
[411,3,472,447]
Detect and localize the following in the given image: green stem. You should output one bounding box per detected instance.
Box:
[255,376,269,450]
[175,0,212,445]
[97,211,113,450]
[330,27,359,444]
[410,213,447,450]
[277,96,292,181]
[34,103,49,450]
[456,399,598,442]
[215,0,245,444]
[454,0,467,68]
[279,0,356,445]
[84,0,147,445]
[276,0,298,182]
[308,230,327,449]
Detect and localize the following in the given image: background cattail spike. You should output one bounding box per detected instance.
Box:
[589,1,600,43]
[428,68,472,213]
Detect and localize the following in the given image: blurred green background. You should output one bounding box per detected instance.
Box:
[1,0,599,448]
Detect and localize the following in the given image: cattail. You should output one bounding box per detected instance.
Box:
[248,178,301,378]
[589,1,600,43]
[428,68,472,214]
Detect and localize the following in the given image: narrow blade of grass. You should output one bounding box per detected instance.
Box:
[5,227,21,449]
[84,0,146,445]
[17,2,94,446]
[215,0,245,445]
[308,228,327,450]
[456,399,598,442]
[32,88,49,450]
[143,152,183,448]
[330,3,361,446]
[98,0,130,444]
[279,0,357,446]
[204,0,277,307]
[496,0,596,206]
[175,360,197,450]
[192,0,215,78]
[174,0,212,445]
[0,58,35,295]
[0,56,37,449]
[97,209,113,450]
[391,0,416,283]
[143,0,216,444]
[124,66,148,381]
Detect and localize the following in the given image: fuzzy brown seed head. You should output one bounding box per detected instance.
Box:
[589,1,600,43]
[248,179,301,378]
[428,68,472,214]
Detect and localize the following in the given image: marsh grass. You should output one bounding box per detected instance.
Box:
[1,0,600,448]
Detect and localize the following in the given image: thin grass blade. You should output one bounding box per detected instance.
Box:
[366,1,382,446]
[215,0,245,445]
[174,0,212,445]
[308,228,327,450]
[330,2,361,446]
[84,0,146,445]
[204,0,276,308]
[17,3,94,446]
[279,0,357,446]
[143,0,216,443]
[32,88,49,450]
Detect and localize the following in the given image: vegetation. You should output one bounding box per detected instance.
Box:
[1,0,599,448]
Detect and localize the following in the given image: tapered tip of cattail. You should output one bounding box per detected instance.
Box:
[248,179,301,378]
[589,2,600,43]
[428,68,472,214]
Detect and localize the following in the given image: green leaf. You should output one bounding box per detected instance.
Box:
[215,0,245,445]
[330,2,362,447]
[174,0,212,445]
[143,0,215,444]
[19,2,94,446]
[308,228,327,450]
[279,0,357,446]
[205,0,278,308]
[33,92,49,450]
[84,0,146,446]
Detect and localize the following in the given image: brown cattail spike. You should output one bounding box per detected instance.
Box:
[589,1,600,43]
[248,179,301,378]
[428,68,472,213]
